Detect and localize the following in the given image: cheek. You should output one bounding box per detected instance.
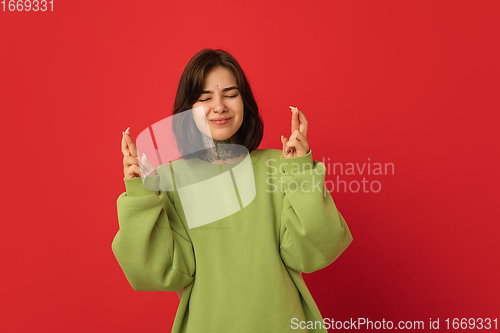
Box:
[236,110,244,127]
[235,98,244,116]
[191,106,210,134]
[193,101,208,111]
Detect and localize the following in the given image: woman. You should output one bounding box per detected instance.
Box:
[113,48,353,332]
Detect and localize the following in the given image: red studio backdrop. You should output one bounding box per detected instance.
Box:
[1,1,499,332]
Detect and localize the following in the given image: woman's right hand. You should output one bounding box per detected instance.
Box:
[122,127,158,179]
[122,127,141,179]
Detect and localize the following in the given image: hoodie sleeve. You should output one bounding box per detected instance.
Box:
[279,150,353,273]
[111,174,195,291]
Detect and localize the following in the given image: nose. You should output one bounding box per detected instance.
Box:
[212,94,226,113]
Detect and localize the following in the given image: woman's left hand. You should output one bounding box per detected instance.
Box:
[281,106,310,158]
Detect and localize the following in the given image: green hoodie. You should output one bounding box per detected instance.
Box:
[112,148,353,332]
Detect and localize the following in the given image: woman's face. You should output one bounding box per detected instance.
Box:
[192,66,244,141]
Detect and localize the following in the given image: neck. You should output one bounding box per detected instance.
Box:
[198,133,245,163]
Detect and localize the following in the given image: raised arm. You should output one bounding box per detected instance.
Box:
[278,151,352,273]
[112,128,195,291]
[279,108,352,273]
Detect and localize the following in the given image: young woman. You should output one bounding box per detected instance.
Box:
[113,48,353,332]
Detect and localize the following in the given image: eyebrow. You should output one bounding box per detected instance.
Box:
[200,86,239,94]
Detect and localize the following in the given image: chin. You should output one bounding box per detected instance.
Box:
[211,131,236,142]
[211,136,231,141]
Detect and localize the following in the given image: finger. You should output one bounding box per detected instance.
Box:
[121,132,129,157]
[296,109,308,138]
[123,133,138,157]
[140,154,150,169]
[285,138,300,149]
[124,164,142,179]
[290,129,307,143]
[121,127,131,156]
[286,132,297,156]
[140,153,158,176]
[281,135,288,158]
[285,133,309,155]
[285,139,307,155]
[291,107,299,133]
[123,155,139,168]
[281,135,295,158]
[285,135,308,148]
[290,107,308,138]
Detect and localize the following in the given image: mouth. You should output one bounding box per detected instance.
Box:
[209,117,232,125]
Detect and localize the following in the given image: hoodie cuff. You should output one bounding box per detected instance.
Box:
[279,149,313,175]
[124,176,160,196]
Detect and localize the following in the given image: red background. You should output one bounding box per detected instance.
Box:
[1,1,499,332]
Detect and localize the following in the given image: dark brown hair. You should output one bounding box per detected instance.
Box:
[172,49,264,156]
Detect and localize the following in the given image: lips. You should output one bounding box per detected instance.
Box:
[209,117,232,125]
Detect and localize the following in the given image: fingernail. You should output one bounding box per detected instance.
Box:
[125,127,130,134]
[281,135,285,142]
[122,131,125,136]
[142,153,147,161]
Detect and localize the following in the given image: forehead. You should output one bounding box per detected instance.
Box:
[204,67,237,86]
